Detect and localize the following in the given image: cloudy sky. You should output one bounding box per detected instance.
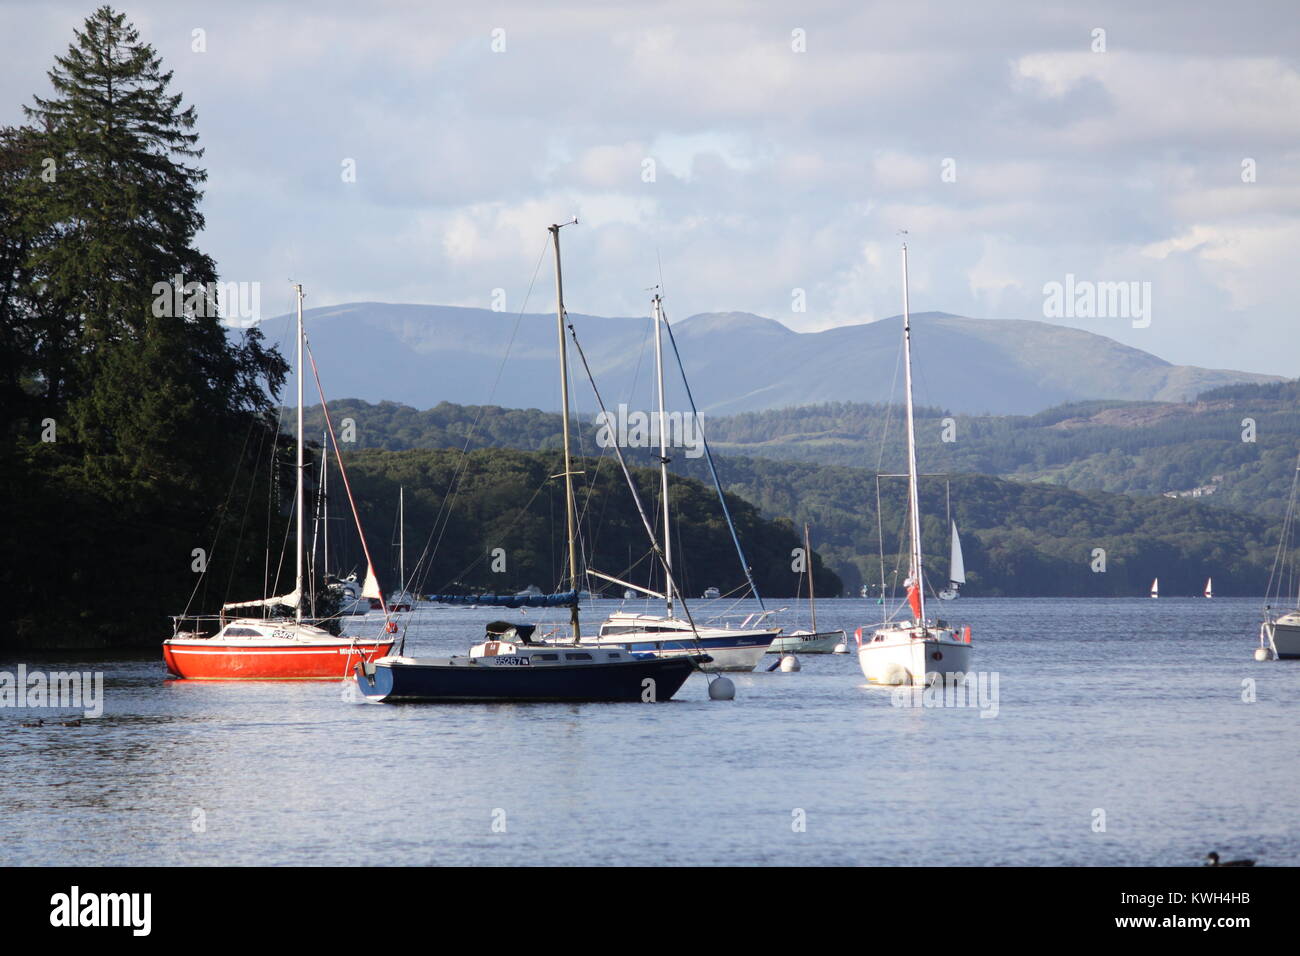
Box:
[3,0,1299,375]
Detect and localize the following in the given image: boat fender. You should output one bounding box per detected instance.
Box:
[385,621,398,634]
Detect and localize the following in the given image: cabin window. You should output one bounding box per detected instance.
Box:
[225,627,262,637]
[532,653,559,661]
[565,652,593,661]
[606,652,622,659]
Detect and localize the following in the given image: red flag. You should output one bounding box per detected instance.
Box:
[906,579,922,620]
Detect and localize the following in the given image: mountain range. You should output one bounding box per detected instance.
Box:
[273,303,1280,416]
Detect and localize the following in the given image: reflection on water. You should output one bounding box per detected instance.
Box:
[2,598,1296,865]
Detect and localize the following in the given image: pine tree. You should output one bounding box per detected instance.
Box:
[1,7,290,648]
[21,5,285,496]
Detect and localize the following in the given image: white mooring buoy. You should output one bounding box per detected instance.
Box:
[832,642,849,654]
[779,654,801,672]
[1255,647,1274,662]
[708,676,736,700]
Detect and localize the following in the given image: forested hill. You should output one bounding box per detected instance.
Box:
[301,381,1300,518]
[330,447,842,601]
[299,400,1295,597]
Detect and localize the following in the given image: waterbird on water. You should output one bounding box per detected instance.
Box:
[1204,851,1255,867]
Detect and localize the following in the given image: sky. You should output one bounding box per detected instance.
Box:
[2,0,1299,375]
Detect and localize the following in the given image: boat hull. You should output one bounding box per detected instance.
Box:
[163,639,394,680]
[858,632,972,685]
[354,654,706,702]
[593,633,773,672]
[768,629,846,654]
[1266,621,1300,659]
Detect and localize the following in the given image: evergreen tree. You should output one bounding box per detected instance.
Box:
[1,7,290,648]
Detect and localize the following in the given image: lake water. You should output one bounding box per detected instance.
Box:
[2,597,1296,866]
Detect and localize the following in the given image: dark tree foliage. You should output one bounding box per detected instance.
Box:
[1,8,289,649]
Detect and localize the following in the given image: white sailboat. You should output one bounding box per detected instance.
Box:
[1204,577,1213,599]
[770,523,846,654]
[1258,455,1300,661]
[315,436,370,616]
[857,242,972,686]
[937,521,965,600]
[568,292,779,672]
[386,487,419,612]
[1150,578,1159,599]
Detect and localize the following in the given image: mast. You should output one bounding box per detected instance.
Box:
[321,431,329,576]
[399,486,405,595]
[653,292,674,617]
[294,283,305,623]
[805,522,818,634]
[550,222,581,641]
[900,243,925,624]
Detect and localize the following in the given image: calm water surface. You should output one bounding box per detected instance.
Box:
[2,597,1297,866]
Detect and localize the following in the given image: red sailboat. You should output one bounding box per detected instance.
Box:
[163,284,394,679]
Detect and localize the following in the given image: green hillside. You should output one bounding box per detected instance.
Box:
[296,399,1296,597]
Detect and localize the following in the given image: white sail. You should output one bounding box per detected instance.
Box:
[1150,577,1159,598]
[949,521,966,585]
[1205,577,1213,599]
[222,588,300,612]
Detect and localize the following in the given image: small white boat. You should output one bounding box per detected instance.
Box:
[1150,577,1159,599]
[1204,577,1213,599]
[329,573,373,616]
[769,523,844,654]
[561,610,778,672]
[1258,454,1300,660]
[856,241,972,686]
[701,586,721,600]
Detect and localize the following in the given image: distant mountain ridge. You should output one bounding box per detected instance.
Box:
[276,302,1279,416]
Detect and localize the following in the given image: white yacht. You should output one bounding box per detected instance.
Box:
[857,242,972,686]
[1259,454,1300,660]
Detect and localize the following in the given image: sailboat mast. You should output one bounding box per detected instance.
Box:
[399,487,405,593]
[653,293,674,617]
[900,243,925,624]
[805,522,818,634]
[294,283,305,623]
[322,432,329,575]
[550,223,582,641]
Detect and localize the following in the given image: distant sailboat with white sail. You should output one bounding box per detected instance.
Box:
[1150,578,1159,599]
[1204,577,1213,599]
[937,521,965,600]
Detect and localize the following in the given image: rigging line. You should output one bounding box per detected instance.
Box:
[659,304,764,609]
[179,408,260,619]
[218,416,272,610]
[408,236,552,599]
[303,340,394,636]
[567,320,711,661]
[434,482,547,590]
